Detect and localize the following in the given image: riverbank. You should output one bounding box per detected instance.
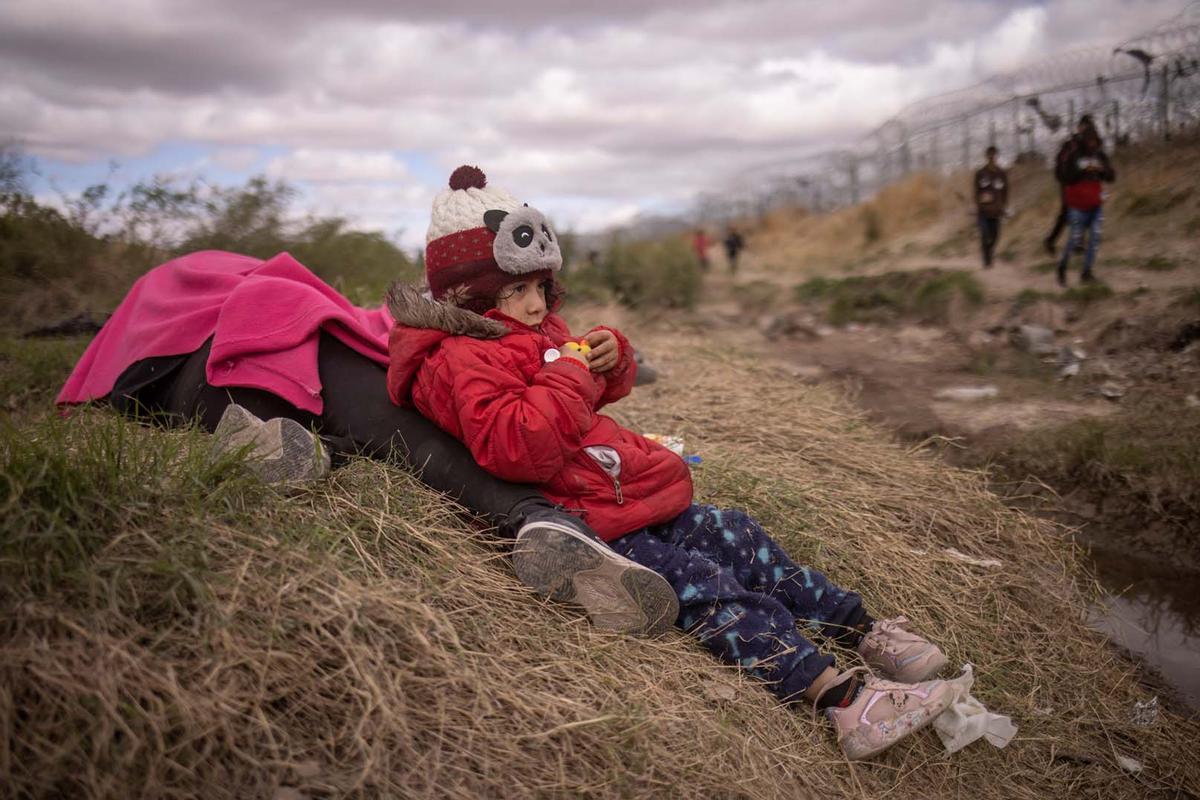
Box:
[4,325,1199,797]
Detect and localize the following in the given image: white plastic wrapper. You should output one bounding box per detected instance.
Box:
[642,433,685,457]
[933,664,1019,754]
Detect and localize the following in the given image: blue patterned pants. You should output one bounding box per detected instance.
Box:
[1060,206,1103,277]
[610,504,863,703]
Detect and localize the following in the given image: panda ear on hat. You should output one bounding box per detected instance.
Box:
[483,209,508,233]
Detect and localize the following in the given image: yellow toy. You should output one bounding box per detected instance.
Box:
[563,339,592,354]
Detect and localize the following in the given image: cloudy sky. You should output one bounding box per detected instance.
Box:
[1,0,1187,248]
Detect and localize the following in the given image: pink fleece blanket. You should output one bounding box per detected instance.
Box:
[57,250,394,414]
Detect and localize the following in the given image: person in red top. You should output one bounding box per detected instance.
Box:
[1043,115,1094,256]
[387,166,958,760]
[1057,126,1116,286]
[691,228,711,271]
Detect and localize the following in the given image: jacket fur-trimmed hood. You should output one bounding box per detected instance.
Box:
[384,280,581,410]
[385,281,521,408]
[385,282,509,339]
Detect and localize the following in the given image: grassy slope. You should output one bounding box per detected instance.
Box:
[750,136,1200,277]
[2,321,1199,800]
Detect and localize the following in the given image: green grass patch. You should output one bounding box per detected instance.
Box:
[793,275,837,301]
[1062,282,1114,304]
[1137,255,1178,272]
[1108,255,1179,272]
[991,400,1200,522]
[0,411,262,600]
[730,279,786,314]
[1176,287,1200,308]
[581,237,702,310]
[0,335,90,409]
[1014,288,1053,308]
[1123,187,1194,217]
[1029,261,1058,274]
[965,349,999,375]
[793,268,984,325]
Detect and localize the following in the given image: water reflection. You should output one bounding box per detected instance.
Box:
[1086,548,1200,715]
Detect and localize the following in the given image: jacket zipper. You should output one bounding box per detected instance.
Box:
[583,446,625,505]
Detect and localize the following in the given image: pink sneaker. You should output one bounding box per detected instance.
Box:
[857,616,948,683]
[819,669,953,760]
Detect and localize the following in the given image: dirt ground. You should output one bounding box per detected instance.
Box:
[652,241,1200,711]
[710,251,1196,531]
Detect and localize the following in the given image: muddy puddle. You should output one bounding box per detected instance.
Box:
[834,383,1199,713]
[1086,550,1200,715]
[765,310,1200,715]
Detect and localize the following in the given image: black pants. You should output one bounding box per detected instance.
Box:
[1046,198,1068,246]
[977,214,1001,267]
[111,332,547,530]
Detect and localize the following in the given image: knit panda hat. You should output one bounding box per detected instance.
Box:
[425,165,562,314]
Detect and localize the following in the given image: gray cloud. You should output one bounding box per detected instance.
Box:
[2,0,1188,244]
[0,5,300,96]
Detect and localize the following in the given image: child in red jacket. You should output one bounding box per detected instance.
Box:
[387,166,955,760]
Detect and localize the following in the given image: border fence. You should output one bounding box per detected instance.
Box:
[695,2,1200,222]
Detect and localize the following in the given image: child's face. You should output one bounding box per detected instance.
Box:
[495,277,548,327]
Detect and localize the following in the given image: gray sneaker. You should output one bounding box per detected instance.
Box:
[211,404,330,484]
[512,510,678,636]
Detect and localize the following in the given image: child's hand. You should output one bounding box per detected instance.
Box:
[584,329,619,372]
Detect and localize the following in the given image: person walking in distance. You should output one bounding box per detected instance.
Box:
[723,227,745,275]
[691,228,711,272]
[1057,126,1116,287]
[973,146,1008,269]
[1044,115,1096,256]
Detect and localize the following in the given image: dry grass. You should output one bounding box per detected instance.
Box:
[598,316,1200,798]
[3,312,1200,800]
[747,136,1200,280]
[752,173,958,274]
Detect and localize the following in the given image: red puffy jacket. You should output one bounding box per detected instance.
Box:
[385,285,693,541]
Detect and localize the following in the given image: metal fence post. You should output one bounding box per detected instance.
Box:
[1160,64,1171,140]
[1012,98,1021,158]
[961,116,970,171]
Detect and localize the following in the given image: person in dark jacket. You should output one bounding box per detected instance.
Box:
[387,165,958,761]
[723,227,746,274]
[1044,115,1096,255]
[1057,128,1116,286]
[973,146,1008,268]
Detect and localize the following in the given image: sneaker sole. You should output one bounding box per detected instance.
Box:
[258,417,330,484]
[212,407,330,484]
[212,404,261,446]
[512,523,679,636]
